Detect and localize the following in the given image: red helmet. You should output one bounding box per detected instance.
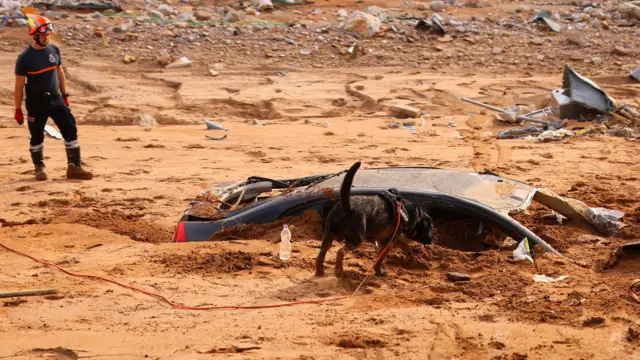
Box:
[27,15,54,35]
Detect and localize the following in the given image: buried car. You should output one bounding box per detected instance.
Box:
[173,165,626,254]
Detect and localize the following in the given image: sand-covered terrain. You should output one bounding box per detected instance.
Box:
[0,0,639,358]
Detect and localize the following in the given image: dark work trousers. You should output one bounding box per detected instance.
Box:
[26,91,79,166]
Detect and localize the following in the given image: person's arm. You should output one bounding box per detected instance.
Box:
[14,75,25,109]
[58,64,68,96]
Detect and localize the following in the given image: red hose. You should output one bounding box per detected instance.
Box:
[0,204,402,311]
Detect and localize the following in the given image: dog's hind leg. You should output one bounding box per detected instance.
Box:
[315,227,335,277]
[336,215,367,278]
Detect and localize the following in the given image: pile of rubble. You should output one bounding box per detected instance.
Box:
[463,65,639,142]
[0,0,636,73]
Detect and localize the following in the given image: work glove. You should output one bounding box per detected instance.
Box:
[14,109,23,125]
[63,94,70,107]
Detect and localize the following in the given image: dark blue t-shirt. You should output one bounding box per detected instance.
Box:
[15,44,62,93]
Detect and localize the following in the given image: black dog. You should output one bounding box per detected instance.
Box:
[315,162,433,278]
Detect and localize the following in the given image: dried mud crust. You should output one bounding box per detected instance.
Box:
[154,250,258,275]
[51,210,172,243]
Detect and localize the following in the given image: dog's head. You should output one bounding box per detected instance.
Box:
[403,201,433,245]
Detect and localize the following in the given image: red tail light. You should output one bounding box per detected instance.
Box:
[173,222,186,242]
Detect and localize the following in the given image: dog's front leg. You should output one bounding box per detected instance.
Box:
[335,246,349,278]
[374,243,393,277]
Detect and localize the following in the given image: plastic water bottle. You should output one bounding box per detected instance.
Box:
[279,224,292,261]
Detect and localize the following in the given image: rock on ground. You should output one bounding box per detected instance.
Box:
[463,0,487,8]
[224,10,241,22]
[618,2,640,20]
[343,11,382,37]
[391,104,421,118]
[195,10,213,21]
[430,1,446,12]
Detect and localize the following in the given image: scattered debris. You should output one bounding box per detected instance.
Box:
[205,120,229,131]
[206,135,228,141]
[532,10,562,32]
[513,238,534,263]
[44,125,63,140]
[462,97,566,129]
[446,272,471,282]
[631,66,640,81]
[533,274,568,283]
[0,289,57,298]
[165,56,192,69]
[497,126,544,139]
[604,241,640,269]
[533,188,625,236]
[415,14,446,35]
[209,69,219,77]
[551,65,617,120]
[537,128,575,142]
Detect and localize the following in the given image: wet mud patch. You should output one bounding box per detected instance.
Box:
[154,250,257,275]
[51,210,172,243]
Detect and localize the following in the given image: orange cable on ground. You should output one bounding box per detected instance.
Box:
[0,203,402,311]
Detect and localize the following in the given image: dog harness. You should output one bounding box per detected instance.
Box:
[378,189,409,225]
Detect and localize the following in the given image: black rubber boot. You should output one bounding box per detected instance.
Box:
[65,147,93,180]
[30,150,47,181]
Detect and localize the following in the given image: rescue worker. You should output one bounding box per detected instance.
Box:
[14,15,93,181]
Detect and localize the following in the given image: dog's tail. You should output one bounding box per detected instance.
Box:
[340,162,361,214]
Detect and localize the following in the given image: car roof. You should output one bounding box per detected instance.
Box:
[309,167,535,212]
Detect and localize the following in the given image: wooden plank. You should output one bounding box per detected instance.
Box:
[0,289,56,298]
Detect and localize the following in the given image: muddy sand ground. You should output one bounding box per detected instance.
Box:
[1,3,640,359]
